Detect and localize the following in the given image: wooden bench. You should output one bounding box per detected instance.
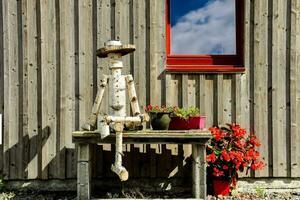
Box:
[72,130,212,199]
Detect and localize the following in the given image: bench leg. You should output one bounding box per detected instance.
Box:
[77,143,91,200]
[192,144,207,199]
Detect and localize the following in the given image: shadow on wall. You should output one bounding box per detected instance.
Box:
[2,126,77,180]
[3,133,193,194]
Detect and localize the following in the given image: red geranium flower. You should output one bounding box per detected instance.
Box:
[206,124,265,183]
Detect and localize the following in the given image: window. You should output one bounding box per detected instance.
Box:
[166,0,244,72]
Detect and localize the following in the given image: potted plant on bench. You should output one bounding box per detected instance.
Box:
[145,105,173,130]
[169,107,206,130]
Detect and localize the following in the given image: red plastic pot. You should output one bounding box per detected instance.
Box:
[188,116,206,129]
[169,117,189,130]
[213,179,230,196]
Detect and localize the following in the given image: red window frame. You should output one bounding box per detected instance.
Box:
[166,0,245,73]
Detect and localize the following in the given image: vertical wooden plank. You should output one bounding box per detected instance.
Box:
[96,0,112,178]
[149,0,165,106]
[0,0,4,178]
[133,0,146,115]
[181,75,192,169]
[22,0,39,179]
[0,0,3,177]
[290,0,300,177]
[115,0,130,74]
[198,76,206,119]
[192,144,206,199]
[166,74,180,177]
[253,0,269,177]
[148,0,165,177]
[132,0,147,176]
[236,0,252,133]
[202,75,214,127]
[222,75,232,123]
[272,0,288,177]
[21,0,29,180]
[60,0,76,179]
[234,0,252,176]
[40,0,58,179]
[97,0,111,113]
[3,0,22,180]
[78,0,94,125]
[216,75,224,125]
[77,143,91,200]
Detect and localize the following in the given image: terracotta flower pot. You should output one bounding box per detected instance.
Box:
[150,112,171,130]
[169,117,189,130]
[213,179,230,196]
[188,116,206,129]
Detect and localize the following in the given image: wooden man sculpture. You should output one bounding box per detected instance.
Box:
[81,40,148,181]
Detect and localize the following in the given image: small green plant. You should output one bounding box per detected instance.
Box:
[255,186,265,198]
[172,107,190,119]
[187,107,200,117]
[172,107,200,119]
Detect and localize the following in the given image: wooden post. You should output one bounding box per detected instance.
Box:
[192,144,206,199]
[77,143,91,200]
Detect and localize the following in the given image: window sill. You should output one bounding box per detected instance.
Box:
[165,65,245,74]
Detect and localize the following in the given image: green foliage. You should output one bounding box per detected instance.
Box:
[172,107,200,119]
[255,186,265,198]
[187,107,200,117]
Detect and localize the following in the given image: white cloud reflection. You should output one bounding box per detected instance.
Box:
[171,0,236,55]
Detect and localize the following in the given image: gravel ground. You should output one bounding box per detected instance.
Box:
[1,190,300,200]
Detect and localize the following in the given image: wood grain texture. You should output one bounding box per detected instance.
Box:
[253,0,270,177]
[40,0,58,179]
[60,0,76,179]
[22,0,39,179]
[78,0,94,125]
[290,0,300,177]
[0,0,3,177]
[272,0,288,177]
[3,0,22,180]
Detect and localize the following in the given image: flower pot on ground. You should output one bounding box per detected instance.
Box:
[206,124,265,196]
[212,179,230,196]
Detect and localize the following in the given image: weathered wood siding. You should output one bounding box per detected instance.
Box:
[0,0,300,180]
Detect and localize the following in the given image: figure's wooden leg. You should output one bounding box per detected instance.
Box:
[77,143,91,200]
[111,123,128,181]
[192,144,207,199]
[82,75,108,130]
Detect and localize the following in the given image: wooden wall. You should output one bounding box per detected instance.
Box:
[0,0,300,181]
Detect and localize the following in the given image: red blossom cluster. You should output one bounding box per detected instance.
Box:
[144,105,174,113]
[206,124,265,180]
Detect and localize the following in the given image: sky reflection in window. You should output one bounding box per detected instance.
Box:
[170,0,236,55]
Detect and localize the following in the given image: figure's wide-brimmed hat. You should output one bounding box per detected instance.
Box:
[96,40,135,58]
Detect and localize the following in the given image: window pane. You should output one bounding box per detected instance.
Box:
[170,0,236,55]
